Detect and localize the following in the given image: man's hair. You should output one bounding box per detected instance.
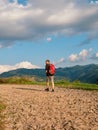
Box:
[46,59,50,63]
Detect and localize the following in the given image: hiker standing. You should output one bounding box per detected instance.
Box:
[45,60,55,92]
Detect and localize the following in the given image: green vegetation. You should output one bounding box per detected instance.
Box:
[0,77,98,91]
[0,77,36,84]
[0,101,6,130]
[55,80,98,91]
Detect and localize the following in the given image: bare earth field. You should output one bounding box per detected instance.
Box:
[0,85,98,130]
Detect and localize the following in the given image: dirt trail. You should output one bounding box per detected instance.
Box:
[0,85,98,130]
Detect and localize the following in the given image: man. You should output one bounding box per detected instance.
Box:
[45,60,55,92]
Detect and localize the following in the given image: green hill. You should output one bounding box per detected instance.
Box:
[0,64,98,84]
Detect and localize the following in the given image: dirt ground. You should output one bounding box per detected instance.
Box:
[0,85,98,130]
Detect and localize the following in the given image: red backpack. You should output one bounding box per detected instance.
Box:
[49,64,55,75]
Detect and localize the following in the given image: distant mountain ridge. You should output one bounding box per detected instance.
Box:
[0,64,98,84]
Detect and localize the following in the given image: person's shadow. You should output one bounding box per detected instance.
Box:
[15,87,43,92]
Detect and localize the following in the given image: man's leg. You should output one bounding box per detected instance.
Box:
[50,76,54,91]
[45,76,50,91]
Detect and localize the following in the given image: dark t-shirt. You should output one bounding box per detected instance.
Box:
[45,64,54,76]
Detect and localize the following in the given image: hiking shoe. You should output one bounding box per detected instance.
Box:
[52,89,54,92]
[45,88,49,91]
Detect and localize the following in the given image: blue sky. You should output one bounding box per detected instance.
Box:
[0,0,98,73]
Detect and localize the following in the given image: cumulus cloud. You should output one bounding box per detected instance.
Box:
[79,49,92,60]
[0,61,40,74]
[0,0,98,47]
[79,49,89,60]
[68,48,93,62]
[68,54,78,62]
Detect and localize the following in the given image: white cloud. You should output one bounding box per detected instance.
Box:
[96,52,98,57]
[79,48,93,60]
[79,49,89,60]
[0,0,98,47]
[68,48,93,62]
[0,61,40,74]
[54,58,65,65]
[68,54,78,62]
[47,37,52,42]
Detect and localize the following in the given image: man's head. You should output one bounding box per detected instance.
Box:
[45,60,50,65]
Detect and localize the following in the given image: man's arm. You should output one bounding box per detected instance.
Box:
[45,65,47,73]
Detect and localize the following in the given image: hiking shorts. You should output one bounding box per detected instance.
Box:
[46,76,54,83]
